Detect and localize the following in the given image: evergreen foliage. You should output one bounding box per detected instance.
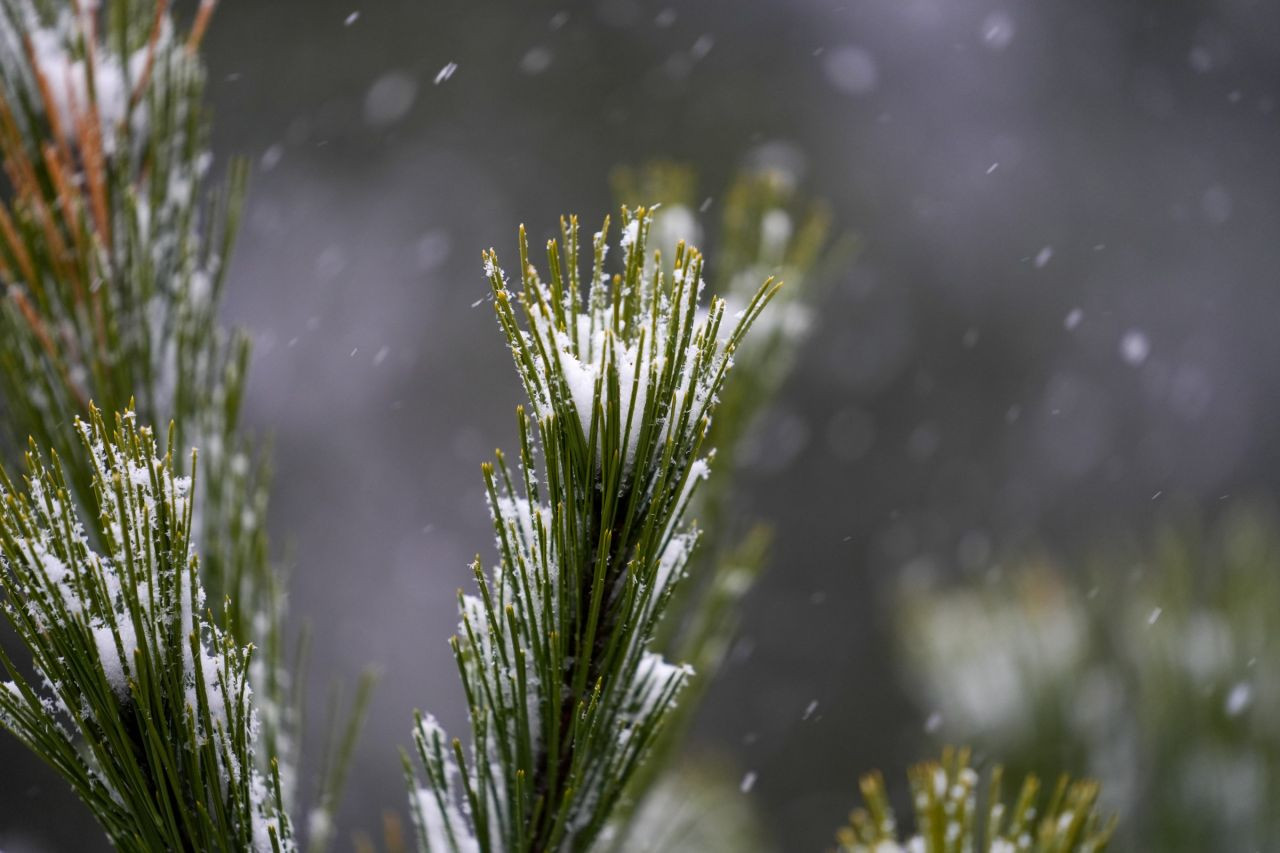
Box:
[608,166,849,829]
[612,164,841,673]
[0,406,292,851]
[611,761,766,853]
[0,4,1123,852]
[0,0,367,846]
[898,503,1280,850]
[405,208,777,852]
[0,0,296,785]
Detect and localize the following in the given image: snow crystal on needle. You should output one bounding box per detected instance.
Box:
[413,787,478,853]
[552,324,654,466]
[555,334,599,439]
[413,715,480,853]
[92,621,138,696]
[630,652,693,721]
[620,219,640,250]
[654,531,695,594]
[494,495,548,559]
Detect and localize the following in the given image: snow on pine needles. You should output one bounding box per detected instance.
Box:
[0,406,293,852]
[406,207,778,852]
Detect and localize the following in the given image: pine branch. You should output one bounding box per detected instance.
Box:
[606,164,853,837]
[0,405,293,851]
[835,747,1115,853]
[898,504,1280,849]
[641,167,849,671]
[0,1,370,838]
[0,0,284,752]
[610,760,767,853]
[308,668,379,851]
[407,207,778,852]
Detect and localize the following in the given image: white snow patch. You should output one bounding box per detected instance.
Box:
[92,620,138,696]
[620,219,640,250]
[27,25,155,153]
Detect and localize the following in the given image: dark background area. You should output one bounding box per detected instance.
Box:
[3,0,1279,849]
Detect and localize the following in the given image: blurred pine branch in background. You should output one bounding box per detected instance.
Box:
[608,163,855,840]
[835,747,1114,853]
[898,501,1280,850]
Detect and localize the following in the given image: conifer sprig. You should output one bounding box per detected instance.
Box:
[407,208,778,852]
[0,4,379,841]
[0,0,304,807]
[607,166,848,839]
[0,405,293,851]
[624,169,844,676]
[899,506,1280,850]
[836,747,1114,853]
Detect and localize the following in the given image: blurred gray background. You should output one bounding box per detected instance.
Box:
[4,0,1280,849]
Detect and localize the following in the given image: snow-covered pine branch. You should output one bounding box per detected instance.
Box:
[406,208,778,852]
[0,0,271,667]
[0,1,371,839]
[0,405,293,852]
